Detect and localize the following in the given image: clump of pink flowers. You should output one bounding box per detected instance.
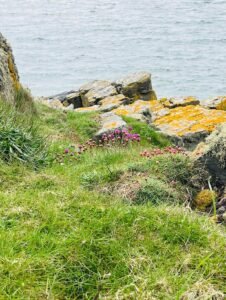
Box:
[99,127,140,146]
[140,146,186,158]
[58,127,141,163]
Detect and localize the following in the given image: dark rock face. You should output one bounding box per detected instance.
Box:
[48,90,82,109]
[0,32,20,102]
[193,124,226,185]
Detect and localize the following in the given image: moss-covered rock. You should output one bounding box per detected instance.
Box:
[194,189,217,211]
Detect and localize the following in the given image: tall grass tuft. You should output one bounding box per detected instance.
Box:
[13,86,37,115]
[0,96,47,168]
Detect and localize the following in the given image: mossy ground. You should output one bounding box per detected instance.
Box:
[0,103,225,299]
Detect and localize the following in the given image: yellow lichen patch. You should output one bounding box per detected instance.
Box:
[148,100,165,112]
[194,189,216,211]
[105,121,118,129]
[114,100,165,117]
[154,105,226,137]
[75,106,100,112]
[8,54,20,90]
[216,97,226,111]
[100,94,125,106]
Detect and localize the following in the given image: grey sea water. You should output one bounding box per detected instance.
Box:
[0,0,226,99]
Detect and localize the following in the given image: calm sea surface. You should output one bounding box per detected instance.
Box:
[0,0,226,99]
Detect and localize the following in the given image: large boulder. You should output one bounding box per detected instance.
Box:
[0,33,20,102]
[96,112,127,137]
[114,72,157,100]
[192,123,226,185]
[79,80,118,107]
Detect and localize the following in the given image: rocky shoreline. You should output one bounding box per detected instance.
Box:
[39,72,226,149]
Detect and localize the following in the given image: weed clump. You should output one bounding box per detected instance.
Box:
[133,178,180,205]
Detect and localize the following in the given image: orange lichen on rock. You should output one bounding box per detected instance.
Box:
[8,54,20,90]
[154,105,226,137]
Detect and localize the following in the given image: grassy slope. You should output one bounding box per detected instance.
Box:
[0,104,225,299]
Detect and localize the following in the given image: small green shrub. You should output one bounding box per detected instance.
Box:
[149,154,209,189]
[80,171,100,189]
[134,178,180,205]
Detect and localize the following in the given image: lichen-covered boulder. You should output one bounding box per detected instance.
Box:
[153,105,226,148]
[0,32,20,102]
[79,80,118,107]
[96,112,127,137]
[192,123,226,184]
[203,96,226,111]
[161,96,200,108]
[48,90,82,109]
[114,72,157,100]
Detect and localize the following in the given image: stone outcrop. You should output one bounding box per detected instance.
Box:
[192,123,226,185]
[114,72,157,100]
[0,32,20,102]
[42,71,226,149]
[112,98,226,148]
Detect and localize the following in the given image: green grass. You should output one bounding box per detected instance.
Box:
[123,116,170,147]
[0,103,225,299]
